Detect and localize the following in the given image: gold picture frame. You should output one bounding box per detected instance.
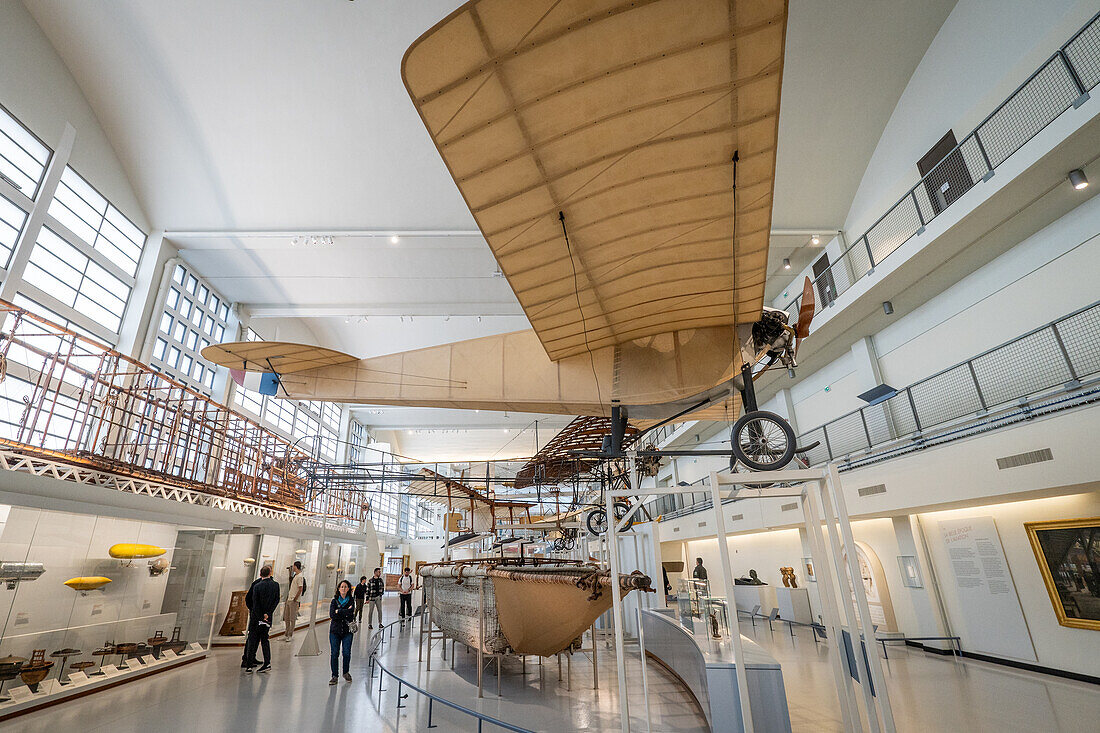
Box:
[1025,516,1100,631]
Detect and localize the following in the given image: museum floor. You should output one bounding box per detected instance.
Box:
[5,598,1098,732]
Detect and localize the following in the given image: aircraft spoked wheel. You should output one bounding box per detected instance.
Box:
[732,410,796,472]
[586,502,633,535]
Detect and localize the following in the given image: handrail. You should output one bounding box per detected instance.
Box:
[368,617,536,733]
[779,10,1100,320]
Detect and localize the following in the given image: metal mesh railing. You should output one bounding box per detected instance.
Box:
[798,300,1100,464]
[783,10,1100,321]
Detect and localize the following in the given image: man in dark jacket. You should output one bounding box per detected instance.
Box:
[243,565,280,673]
[366,568,385,629]
[353,576,368,624]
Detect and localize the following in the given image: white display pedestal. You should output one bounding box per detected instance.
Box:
[775,587,812,624]
[733,584,777,615]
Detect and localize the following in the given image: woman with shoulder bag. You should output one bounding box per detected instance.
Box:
[329,579,358,684]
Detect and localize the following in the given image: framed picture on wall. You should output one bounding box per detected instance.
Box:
[897,555,923,588]
[802,557,816,582]
[1025,517,1100,631]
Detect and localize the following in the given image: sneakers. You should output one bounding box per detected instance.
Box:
[258,665,271,673]
[343,673,352,683]
[329,677,337,686]
[244,666,255,674]
[368,625,373,629]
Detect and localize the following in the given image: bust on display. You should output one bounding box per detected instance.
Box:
[780,567,798,588]
[735,569,767,586]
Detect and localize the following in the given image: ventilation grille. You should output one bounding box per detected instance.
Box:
[781,502,798,512]
[858,484,887,497]
[996,448,1053,470]
[697,521,707,528]
[730,514,744,522]
[672,527,680,533]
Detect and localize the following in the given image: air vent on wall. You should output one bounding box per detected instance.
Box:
[781,503,798,512]
[672,527,680,533]
[858,484,887,497]
[730,514,744,522]
[697,521,707,528]
[996,448,1053,470]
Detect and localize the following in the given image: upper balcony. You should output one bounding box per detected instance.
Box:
[759,10,1100,401]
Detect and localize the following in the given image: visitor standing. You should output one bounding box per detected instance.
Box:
[328,579,357,685]
[283,561,305,642]
[693,557,708,582]
[353,575,368,624]
[243,565,279,673]
[367,568,385,629]
[398,567,414,622]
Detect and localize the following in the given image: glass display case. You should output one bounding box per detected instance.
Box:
[0,503,225,708]
[676,578,730,640]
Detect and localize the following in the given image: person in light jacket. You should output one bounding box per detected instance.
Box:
[398,567,415,622]
[366,568,385,629]
[329,579,357,685]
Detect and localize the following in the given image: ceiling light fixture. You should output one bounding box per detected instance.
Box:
[783,258,791,270]
[290,235,334,247]
[810,234,821,245]
[1068,168,1089,190]
[390,234,400,244]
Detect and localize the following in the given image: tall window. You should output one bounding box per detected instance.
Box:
[150,263,232,396]
[0,103,50,272]
[20,166,146,342]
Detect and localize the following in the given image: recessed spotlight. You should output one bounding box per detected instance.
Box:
[1068,168,1088,190]
[783,258,791,270]
[390,234,400,244]
[811,234,821,245]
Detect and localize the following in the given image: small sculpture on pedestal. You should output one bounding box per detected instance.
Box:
[709,611,721,639]
[780,566,798,588]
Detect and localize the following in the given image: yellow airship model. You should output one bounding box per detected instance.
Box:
[64,576,112,592]
[108,543,166,560]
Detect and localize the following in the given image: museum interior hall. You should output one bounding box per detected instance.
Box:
[1,1,1099,731]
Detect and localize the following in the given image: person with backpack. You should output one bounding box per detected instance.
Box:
[328,579,357,685]
[366,568,385,629]
[283,560,305,642]
[242,565,279,673]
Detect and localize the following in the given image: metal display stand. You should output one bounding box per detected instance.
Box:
[606,458,896,733]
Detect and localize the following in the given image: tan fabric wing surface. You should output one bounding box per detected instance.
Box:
[403,0,787,361]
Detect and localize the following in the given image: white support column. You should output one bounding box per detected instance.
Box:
[117,230,168,359]
[708,470,754,733]
[816,475,878,732]
[775,388,800,436]
[608,463,631,733]
[801,481,859,732]
[827,465,896,733]
[891,515,950,647]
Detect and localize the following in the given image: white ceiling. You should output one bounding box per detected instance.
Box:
[23,0,956,458]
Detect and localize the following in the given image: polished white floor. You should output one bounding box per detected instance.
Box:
[6,597,1099,732]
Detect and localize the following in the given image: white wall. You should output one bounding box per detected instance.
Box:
[919,492,1100,678]
[0,0,148,230]
[844,0,1097,238]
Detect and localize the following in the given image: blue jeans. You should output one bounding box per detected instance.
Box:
[329,632,352,676]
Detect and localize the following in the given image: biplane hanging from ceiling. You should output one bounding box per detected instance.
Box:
[203,0,816,472]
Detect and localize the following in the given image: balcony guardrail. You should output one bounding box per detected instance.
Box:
[795,300,1100,466]
[782,10,1100,321]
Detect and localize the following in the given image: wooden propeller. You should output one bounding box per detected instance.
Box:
[794,276,815,355]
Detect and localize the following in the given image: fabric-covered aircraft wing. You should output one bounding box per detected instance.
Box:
[402,0,788,361]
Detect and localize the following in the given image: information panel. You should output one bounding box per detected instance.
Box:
[939,517,1036,661]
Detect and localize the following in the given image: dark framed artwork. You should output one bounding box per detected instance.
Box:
[1025,517,1100,631]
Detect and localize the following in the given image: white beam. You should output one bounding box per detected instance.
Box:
[164,228,483,238]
